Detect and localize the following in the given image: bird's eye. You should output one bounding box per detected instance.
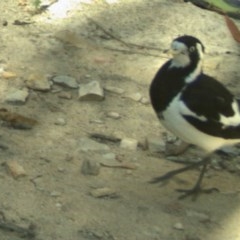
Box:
[189,46,195,52]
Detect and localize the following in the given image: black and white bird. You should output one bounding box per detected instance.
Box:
[149,35,240,199]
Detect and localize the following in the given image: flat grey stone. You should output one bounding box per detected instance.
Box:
[53,75,78,88]
[146,136,166,153]
[77,137,110,153]
[79,81,104,101]
[5,88,29,104]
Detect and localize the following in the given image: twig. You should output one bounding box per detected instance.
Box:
[86,16,164,52]
[100,162,137,170]
[89,133,121,144]
[103,46,167,58]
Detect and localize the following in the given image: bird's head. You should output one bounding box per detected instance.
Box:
[170,35,205,68]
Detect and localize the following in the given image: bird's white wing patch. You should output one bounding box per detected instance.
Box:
[179,99,207,121]
[219,100,240,127]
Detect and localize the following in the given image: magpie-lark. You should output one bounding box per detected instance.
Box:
[149,35,240,199]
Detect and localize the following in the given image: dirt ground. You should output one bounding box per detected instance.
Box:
[0,0,240,239]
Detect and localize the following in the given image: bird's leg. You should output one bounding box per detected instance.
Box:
[150,155,219,200]
[177,156,219,200]
[149,156,210,183]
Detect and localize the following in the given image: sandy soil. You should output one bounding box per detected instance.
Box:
[0,0,240,239]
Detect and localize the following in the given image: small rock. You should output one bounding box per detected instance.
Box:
[79,81,104,101]
[57,167,65,172]
[27,73,51,91]
[104,86,125,94]
[146,136,166,152]
[51,85,62,93]
[140,97,150,105]
[53,75,78,88]
[58,92,72,99]
[55,117,66,126]
[50,191,61,197]
[6,160,26,178]
[77,137,110,153]
[106,111,121,119]
[120,138,138,151]
[90,187,116,198]
[55,202,62,208]
[102,152,116,161]
[81,158,100,176]
[89,119,104,124]
[173,222,184,230]
[126,92,142,102]
[5,88,29,104]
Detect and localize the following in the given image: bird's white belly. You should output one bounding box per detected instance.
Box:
[160,96,240,153]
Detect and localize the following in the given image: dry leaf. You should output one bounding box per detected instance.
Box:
[224,15,240,43]
[2,71,17,79]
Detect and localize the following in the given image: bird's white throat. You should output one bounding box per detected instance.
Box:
[184,60,202,83]
[169,53,191,68]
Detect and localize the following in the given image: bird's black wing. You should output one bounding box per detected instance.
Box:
[180,74,240,139]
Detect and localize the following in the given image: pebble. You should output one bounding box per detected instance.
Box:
[90,187,116,198]
[6,160,27,178]
[140,97,150,105]
[104,86,125,94]
[54,117,67,126]
[81,158,100,176]
[27,73,51,91]
[102,152,116,161]
[173,222,184,230]
[89,119,104,124]
[146,136,166,152]
[126,92,142,102]
[52,75,79,89]
[77,137,110,153]
[106,111,121,119]
[57,92,72,99]
[5,87,29,104]
[79,80,104,101]
[120,138,138,151]
[55,203,62,208]
[50,191,61,197]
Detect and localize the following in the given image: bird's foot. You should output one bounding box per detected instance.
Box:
[176,186,219,200]
[149,163,204,184]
